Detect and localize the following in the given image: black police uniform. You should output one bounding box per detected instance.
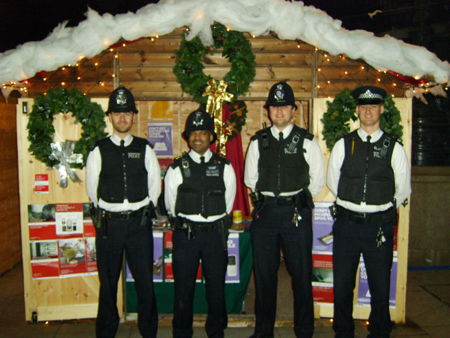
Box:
[164,109,236,338]
[244,82,325,338]
[86,87,160,338]
[328,86,411,338]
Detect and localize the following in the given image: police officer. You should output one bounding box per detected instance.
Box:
[164,108,236,338]
[86,87,161,338]
[327,86,411,338]
[244,82,325,338]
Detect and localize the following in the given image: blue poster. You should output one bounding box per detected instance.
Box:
[312,201,334,253]
[148,122,173,157]
[226,232,240,283]
[357,253,398,307]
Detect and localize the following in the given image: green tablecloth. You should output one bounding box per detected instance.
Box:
[125,230,252,314]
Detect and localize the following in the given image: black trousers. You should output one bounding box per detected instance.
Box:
[95,216,158,338]
[172,229,228,338]
[251,203,314,338]
[332,209,395,338]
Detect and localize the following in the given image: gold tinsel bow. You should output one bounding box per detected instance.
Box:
[202,79,234,156]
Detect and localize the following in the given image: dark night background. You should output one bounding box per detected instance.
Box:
[0,0,448,62]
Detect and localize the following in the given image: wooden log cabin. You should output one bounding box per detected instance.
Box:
[2,28,415,323]
[15,28,407,156]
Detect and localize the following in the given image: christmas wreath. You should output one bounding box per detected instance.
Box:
[173,23,256,102]
[173,23,255,140]
[27,87,107,168]
[321,89,403,151]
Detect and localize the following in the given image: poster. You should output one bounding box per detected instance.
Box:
[148,122,173,157]
[163,231,174,282]
[312,201,334,252]
[55,203,83,236]
[28,203,98,279]
[59,238,86,275]
[226,232,240,283]
[34,174,49,193]
[357,253,398,307]
[312,252,334,303]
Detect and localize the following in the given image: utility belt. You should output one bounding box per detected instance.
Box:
[173,215,231,249]
[337,206,395,224]
[90,202,155,238]
[103,208,144,220]
[259,189,313,209]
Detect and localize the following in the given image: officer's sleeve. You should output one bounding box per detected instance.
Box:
[244,139,259,192]
[304,137,325,197]
[164,166,183,217]
[145,145,161,206]
[326,138,345,197]
[224,163,237,214]
[85,146,101,207]
[391,142,411,207]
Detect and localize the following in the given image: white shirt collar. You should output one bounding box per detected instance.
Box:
[270,124,294,139]
[110,134,133,146]
[357,128,383,143]
[189,149,213,163]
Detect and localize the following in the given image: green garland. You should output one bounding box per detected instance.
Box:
[27,87,107,168]
[173,23,256,103]
[321,89,403,151]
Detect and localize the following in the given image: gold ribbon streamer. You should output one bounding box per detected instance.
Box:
[202,79,234,156]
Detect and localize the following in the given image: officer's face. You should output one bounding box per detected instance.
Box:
[357,104,384,129]
[269,105,296,130]
[109,111,134,136]
[188,130,212,155]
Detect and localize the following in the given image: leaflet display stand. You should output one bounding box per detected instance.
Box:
[16,98,123,322]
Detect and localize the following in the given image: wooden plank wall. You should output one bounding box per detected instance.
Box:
[0,103,21,274]
[24,28,406,101]
[133,100,309,158]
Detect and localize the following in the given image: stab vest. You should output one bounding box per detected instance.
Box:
[337,130,396,205]
[254,125,312,195]
[97,137,148,203]
[172,153,228,217]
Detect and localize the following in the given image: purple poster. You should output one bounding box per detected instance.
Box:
[312,202,334,253]
[225,232,240,283]
[357,253,398,307]
[147,122,173,157]
[126,230,164,282]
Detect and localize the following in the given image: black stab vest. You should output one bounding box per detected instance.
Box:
[97,137,148,203]
[254,126,312,194]
[337,131,396,205]
[172,153,228,217]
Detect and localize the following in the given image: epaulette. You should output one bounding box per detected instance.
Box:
[293,127,314,141]
[211,153,230,165]
[170,152,188,169]
[253,127,271,149]
[303,130,314,141]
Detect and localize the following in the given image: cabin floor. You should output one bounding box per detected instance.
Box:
[0,262,448,337]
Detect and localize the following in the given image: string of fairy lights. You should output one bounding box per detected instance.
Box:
[0,29,447,101]
[0,34,162,99]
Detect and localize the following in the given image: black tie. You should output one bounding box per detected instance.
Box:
[366,135,371,143]
[279,132,283,142]
[120,139,125,148]
[200,156,205,164]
